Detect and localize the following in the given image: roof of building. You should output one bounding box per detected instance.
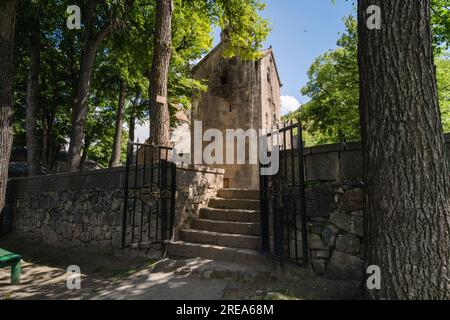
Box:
[192,42,282,86]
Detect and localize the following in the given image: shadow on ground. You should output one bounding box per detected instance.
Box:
[0,235,359,300]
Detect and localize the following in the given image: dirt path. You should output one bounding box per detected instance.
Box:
[0,237,359,300]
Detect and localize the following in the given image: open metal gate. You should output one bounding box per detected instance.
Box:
[260,122,309,265]
[122,142,176,250]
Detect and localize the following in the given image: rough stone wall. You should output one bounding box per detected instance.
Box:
[8,165,223,258]
[303,133,450,280]
[274,144,363,280]
[191,42,281,189]
[260,51,281,130]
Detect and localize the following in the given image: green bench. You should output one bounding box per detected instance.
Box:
[0,248,22,284]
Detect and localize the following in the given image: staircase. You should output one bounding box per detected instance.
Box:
[168,189,272,265]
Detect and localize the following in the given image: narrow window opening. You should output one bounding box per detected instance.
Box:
[220,72,228,85]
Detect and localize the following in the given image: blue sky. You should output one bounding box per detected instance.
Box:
[214,0,356,115]
[136,1,356,142]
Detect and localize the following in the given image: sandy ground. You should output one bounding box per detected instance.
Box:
[0,236,360,300]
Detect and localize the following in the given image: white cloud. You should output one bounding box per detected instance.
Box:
[133,121,149,143]
[281,95,301,115]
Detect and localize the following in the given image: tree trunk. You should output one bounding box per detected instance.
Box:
[26,17,41,176]
[358,0,450,299]
[109,79,127,167]
[80,135,91,170]
[0,0,17,214]
[129,109,136,144]
[67,0,112,171]
[149,0,173,146]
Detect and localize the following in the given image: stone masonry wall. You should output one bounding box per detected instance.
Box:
[8,165,223,258]
[191,42,281,189]
[303,133,450,280]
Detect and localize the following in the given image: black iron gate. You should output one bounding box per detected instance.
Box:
[122,142,176,250]
[260,122,309,265]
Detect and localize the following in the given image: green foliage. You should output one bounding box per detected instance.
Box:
[212,0,270,60]
[432,0,450,53]
[292,9,450,145]
[437,54,450,131]
[295,16,360,144]
[12,0,269,168]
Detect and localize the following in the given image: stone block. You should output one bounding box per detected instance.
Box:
[330,211,363,237]
[340,189,363,212]
[305,184,337,217]
[340,150,362,179]
[305,152,340,181]
[112,231,122,249]
[326,251,363,280]
[80,232,90,243]
[311,259,326,275]
[322,224,339,247]
[308,234,328,250]
[336,233,360,254]
[312,249,330,259]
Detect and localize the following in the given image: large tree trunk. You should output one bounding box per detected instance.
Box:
[358,0,450,299]
[26,17,41,176]
[67,0,112,171]
[109,79,126,167]
[0,0,17,214]
[149,0,173,146]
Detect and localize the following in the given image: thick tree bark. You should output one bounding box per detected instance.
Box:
[26,17,41,176]
[109,79,127,167]
[67,0,112,171]
[358,0,450,299]
[149,0,173,146]
[0,0,17,213]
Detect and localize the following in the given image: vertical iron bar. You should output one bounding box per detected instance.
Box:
[161,149,168,241]
[155,147,162,242]
[148,146,154,241]
[260,163,269,252]
[297,123,309,265]
[131,144,139,244]
[139,145,148,244]
[121,142,132,248]
[283,128,290,258]
[290,126,299,261]
[169,158,176,240]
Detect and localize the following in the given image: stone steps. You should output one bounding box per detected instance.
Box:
[167,188,269,266]
[167,241,273,266]
[190,219,260,236]
[199,207,260,223]
[217,189,260,200]
[151,258,272,282]
[208,198,260,211]
[180,229,260,250]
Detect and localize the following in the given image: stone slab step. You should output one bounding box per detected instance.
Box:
[151,258,272,282]
[180,229,260,250]
[167,241,273,266]
[199,208,260,223]
[191,219,260,236]
[208,198,260,211]
[217,189,260,200]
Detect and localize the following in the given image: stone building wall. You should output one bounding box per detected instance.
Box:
[191,41,281,189]
[7,165,223,258]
